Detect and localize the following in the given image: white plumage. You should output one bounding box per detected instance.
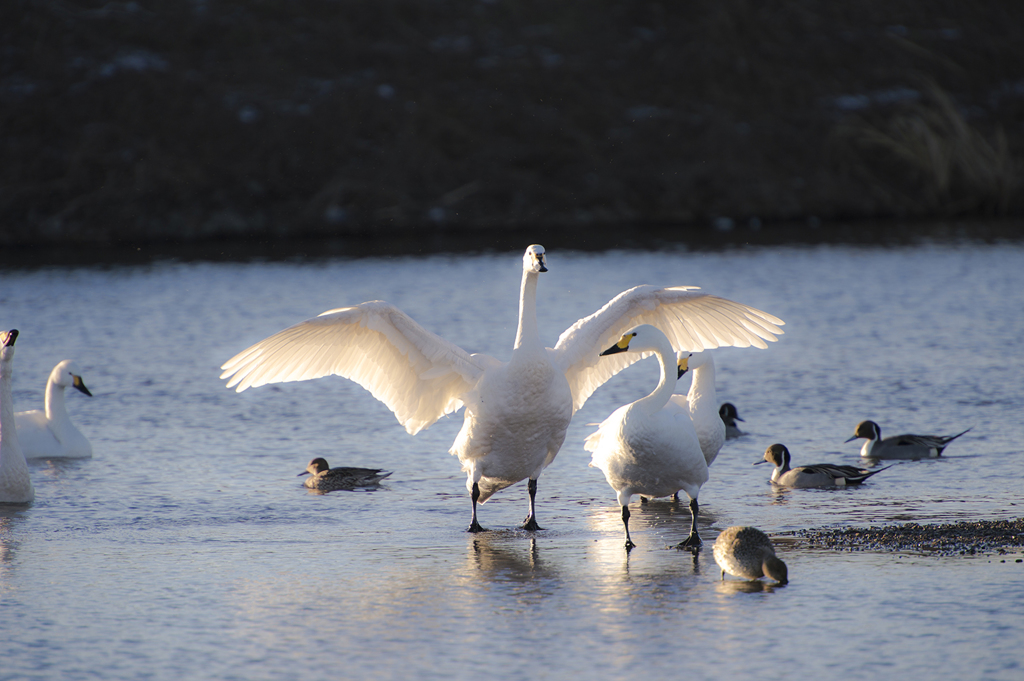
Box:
[585,325,709,551]
[0,330,34,504]
[221,245,784,531]
[16,359,93,459]
[669,350,726,467]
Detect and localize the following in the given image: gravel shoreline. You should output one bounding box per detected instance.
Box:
[787,519,1024,557]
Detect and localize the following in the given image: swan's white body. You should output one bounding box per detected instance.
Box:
[16,360,93,459]
[669,351,725,467]
[221,245,784,530]
[1,330,34,504]
[585,325,709,550]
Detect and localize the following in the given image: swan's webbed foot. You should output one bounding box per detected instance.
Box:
[520,515,543,532]
[625,538,636,551]
[467,520,488,533]
[640,496,649,505]
[674,532,703,553]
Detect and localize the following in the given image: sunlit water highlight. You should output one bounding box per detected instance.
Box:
[1,244,1022,679]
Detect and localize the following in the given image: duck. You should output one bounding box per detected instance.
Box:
[713,526,788,583]
[221,245,783,532]
[585,325,709,551]
[15,359,93,459]
[845,420,970,460]
[756,443,891,488]
[298,457,392,491]
[719,402,746,439]
[669,350,725,467]
[0,330,34,504]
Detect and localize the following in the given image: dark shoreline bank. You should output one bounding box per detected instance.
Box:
[787,518,1024,557]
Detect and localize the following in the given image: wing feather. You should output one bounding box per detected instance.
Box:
[551,285,784,412]
[220,301,487,434]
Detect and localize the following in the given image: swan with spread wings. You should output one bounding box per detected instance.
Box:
[220,245,784,531]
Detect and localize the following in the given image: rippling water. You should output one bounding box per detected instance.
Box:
[2,244,1023,680]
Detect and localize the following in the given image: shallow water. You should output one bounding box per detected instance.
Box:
[2,244,1023,680]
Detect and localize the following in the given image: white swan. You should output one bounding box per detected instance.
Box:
[585,325,709,551]
[15,359,93,459]
[220,245,784,531]
[669,350,725,467]
[1,330,34,504]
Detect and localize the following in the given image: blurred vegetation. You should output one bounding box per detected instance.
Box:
[2,0,1023,248]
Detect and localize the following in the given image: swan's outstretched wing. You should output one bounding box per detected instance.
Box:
[221,301,488,434]
[551,285,784,413]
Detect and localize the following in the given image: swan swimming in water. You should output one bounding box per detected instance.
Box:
[1,330,34,504]
[221,245,784,531]
[16,359,93,459]
[298,457,392,491]
[585,325,709,551]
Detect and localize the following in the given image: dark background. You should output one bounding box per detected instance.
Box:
[3,0,1023,255]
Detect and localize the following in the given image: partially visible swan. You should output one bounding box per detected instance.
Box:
[845,420,970,460]
[15,359,93,459]
[1,330,34,504]
[585,325,709,551]
[221,245,784,532]
[669,350,725,467]
[713,526,788,583]
[756,443,891,488]
[719,402,745,439]
[298,457,392,491]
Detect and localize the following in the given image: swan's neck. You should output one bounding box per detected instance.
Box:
[45,378,69,422]
[514,270,541,352]
[635,339,677,416]
[1,360,26,472]
[687,361,717,410]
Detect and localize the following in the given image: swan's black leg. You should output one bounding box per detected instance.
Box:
[520,478,543,531]
[674,497,702,552]
[468,482,486,533]
[623,504,636,551]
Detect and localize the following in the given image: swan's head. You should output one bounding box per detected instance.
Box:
[299,457,331,477]
[600,324,669,356]
[523,244,548,273]
[51,360,92,396]
[845,420,880,443]
[755,443,790,469]
[0,329,18,363]
[686,350,714,370]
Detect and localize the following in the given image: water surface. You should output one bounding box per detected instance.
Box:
[1,244,1022,680]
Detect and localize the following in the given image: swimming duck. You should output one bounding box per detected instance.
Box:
[713,526,788,583]
[298,457,392,491]
[756,443,891,488]
[16,359,93,459]
[845,420,970,460]
[719,402,745,439]
[0,330,34,504]
[222,245,783,532]
[585,325,709,551]
[669,350,725,466]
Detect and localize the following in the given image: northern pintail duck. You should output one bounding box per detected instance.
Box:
[298,457,392,491]
[845,420,970,460]
[713,526,788,583]
[756,443,891,488]
[0,330,34,504]
[16,359,93,459]
[585,325,709,551]
[719,402,745,439]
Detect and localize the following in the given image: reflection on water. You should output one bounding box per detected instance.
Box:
[1,245,1023,679]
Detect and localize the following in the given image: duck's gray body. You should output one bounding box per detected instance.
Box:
[846,420,970,460]
[713,526,788,583]
[759,443,890,488]
[299,457,392,491]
